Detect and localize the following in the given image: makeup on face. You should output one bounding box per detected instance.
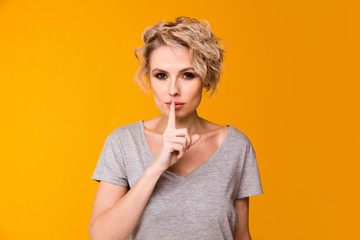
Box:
[149,46,203,115]
[165,101,185,109]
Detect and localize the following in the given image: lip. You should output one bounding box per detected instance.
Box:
[165,101,185,109]
[166,103,184,109]
[165,101,184,105]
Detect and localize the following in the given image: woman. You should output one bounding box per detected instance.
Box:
[89,16,263,240]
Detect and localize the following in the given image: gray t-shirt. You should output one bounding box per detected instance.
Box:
[91,120,264,240]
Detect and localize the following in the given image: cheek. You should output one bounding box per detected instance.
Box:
[187,85,203,107]
[153,87,165,98]
[150,82,166,104]
[190,82,203,97]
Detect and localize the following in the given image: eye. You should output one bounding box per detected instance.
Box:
[154,73,167,80]
[183,72,195,79]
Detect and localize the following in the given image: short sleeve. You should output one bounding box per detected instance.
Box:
[91,132,129,187]
[236,140,264,199]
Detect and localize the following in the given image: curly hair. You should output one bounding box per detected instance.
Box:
[134,16,226,98]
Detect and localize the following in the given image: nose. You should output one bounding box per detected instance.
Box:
[168,79,180,96]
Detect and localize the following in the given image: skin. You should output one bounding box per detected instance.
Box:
[89,45,251,240]
[148,45,204,132]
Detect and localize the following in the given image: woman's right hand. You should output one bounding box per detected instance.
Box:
[151,100,201,173]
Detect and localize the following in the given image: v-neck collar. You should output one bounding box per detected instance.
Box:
[138,120,233,179]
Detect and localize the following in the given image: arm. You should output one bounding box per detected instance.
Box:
[88,164,163,240]
[89,101,200,240]
[233,197,251,240]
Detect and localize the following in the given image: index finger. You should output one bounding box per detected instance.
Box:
[166,100,176,130]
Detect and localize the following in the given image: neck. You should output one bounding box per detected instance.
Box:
[158,110,204,135]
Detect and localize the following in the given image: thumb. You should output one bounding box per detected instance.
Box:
[189,134,201,148]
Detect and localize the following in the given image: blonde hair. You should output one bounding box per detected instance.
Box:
[134,16,226,98]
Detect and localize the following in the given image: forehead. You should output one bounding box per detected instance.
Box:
[150,45,192,70]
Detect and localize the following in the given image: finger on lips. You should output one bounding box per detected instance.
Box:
[166,100,192,156]
[166,100,176,130]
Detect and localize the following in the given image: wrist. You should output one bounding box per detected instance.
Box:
[146,163,165,178]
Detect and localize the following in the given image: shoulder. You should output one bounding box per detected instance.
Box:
[204,119,251,145]
[106,120,142,142]
[228,125,254,150]
[230,126,251,143]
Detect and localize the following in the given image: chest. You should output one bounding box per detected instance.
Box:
[145,130,226,177]
[134,169,239,239]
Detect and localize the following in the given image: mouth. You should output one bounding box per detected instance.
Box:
[165,101,185,109]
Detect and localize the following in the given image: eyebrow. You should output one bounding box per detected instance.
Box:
[151,67,195,73]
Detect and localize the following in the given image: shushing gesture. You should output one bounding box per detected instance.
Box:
[152,100,201,173]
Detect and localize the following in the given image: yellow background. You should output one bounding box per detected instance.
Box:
[0,0,359,239]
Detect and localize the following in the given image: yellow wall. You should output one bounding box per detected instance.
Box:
[0,0,358,239]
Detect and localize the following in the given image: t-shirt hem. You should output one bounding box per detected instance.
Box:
[91,176,129,188]
[236,189,264,199]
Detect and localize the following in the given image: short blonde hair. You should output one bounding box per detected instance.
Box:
[134,16,226,98]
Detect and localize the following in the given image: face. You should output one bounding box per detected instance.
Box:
[149,45,203,119]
